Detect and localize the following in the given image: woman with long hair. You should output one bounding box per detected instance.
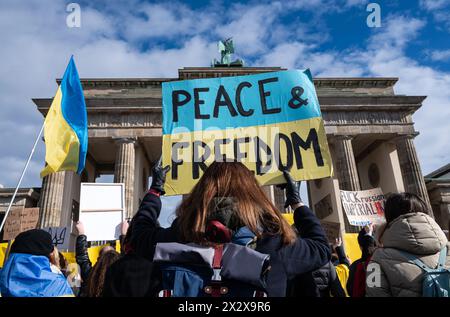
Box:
[84,250,120,297]
[129,161,330,297]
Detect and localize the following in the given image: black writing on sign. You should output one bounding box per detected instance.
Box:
[170,128,324,180]
[171,77,308,122]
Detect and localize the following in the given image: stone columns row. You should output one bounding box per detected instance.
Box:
[114,138,136,219]
[394,134,432,209]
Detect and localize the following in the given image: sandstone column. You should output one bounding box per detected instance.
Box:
[394,134,432,211]
[333,135,361,191]
[39,171,66,227]
[114,138,136,219]
[332,135,361,232]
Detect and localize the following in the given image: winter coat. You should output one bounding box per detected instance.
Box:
[129,191,331,297]
[366,212,450,297]
[103,253,161,297]
[288,244,348,297]
[288,261,346,297]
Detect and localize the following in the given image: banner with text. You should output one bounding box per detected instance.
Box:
[340,188,385,226]
[3,207,39,241]
[162,69,333,195]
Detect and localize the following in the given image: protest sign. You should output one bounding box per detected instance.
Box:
[79,183,124,241]
[162,69,333,195]
[320,220,341,243]
[2,207,39,240]
[340,188,385,226]
[42,226,71,250]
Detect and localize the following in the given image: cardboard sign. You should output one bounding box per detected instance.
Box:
[340,188,385,226]
[320,220,341,243]
[3,207,39,241]
[162,69,333,195]
[79,183,124,241]
[42,227,70,250]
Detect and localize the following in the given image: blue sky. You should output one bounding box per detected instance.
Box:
[1,0,450,226]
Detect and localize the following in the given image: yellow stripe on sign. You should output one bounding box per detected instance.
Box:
[162,117,332,196]
[41,87,80,178]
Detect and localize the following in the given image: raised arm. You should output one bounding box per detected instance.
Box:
[276,170,331,278]
[74,221,92,283]
[280,204,331,278]
[129,160,177,259]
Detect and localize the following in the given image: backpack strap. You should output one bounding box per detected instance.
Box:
[437,246,448,269]
[212,244,223,280]
[399,249,443,273]
[210,244,225,297]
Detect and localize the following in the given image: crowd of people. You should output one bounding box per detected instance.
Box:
[0,162,449,297]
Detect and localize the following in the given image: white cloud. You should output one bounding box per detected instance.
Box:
[420,0,450,11]
[429,49,450,61]
[253,15,450,174]
[419,0,450,31]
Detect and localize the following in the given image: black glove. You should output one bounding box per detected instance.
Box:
[276,169,302,208]
[150,157,170,195]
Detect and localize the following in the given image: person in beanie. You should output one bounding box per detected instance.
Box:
[346,224,377,297]
[0,229,73,297]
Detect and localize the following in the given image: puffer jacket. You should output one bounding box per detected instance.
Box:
[366,212,450,297]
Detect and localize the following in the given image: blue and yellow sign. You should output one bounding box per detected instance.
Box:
[162,69,333,196]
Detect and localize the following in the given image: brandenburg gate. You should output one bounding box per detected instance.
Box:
[32,66,432,240]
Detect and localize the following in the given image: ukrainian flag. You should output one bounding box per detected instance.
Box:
[40,56,88,178]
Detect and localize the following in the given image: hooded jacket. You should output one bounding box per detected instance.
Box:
[366,212,450,297]
[0,253,74,297]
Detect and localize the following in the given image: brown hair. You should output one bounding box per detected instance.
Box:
[176,162,296,245]
[384,192,430,224]
[85,250,120,297]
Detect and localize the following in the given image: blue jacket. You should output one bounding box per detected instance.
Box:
[130,192,331,297]
[0,253,74,297]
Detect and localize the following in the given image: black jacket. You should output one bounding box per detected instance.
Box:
[288,243,348,297]
[288,261,346,297]
[75,235,92,284]
[103,253,161,297]
[129,191,331,297]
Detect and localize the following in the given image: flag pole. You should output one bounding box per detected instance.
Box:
[0,121,45,234]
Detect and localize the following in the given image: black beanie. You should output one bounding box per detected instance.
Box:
[10,229,54,256]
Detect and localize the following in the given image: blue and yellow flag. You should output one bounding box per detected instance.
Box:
[40,56,88,178]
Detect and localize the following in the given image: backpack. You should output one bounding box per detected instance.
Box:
[352,258,371,297]
[400,247,450,297]
[153,227,270,297]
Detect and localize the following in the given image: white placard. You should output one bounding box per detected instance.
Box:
[79,183,125,241]
[340,188,385,227]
